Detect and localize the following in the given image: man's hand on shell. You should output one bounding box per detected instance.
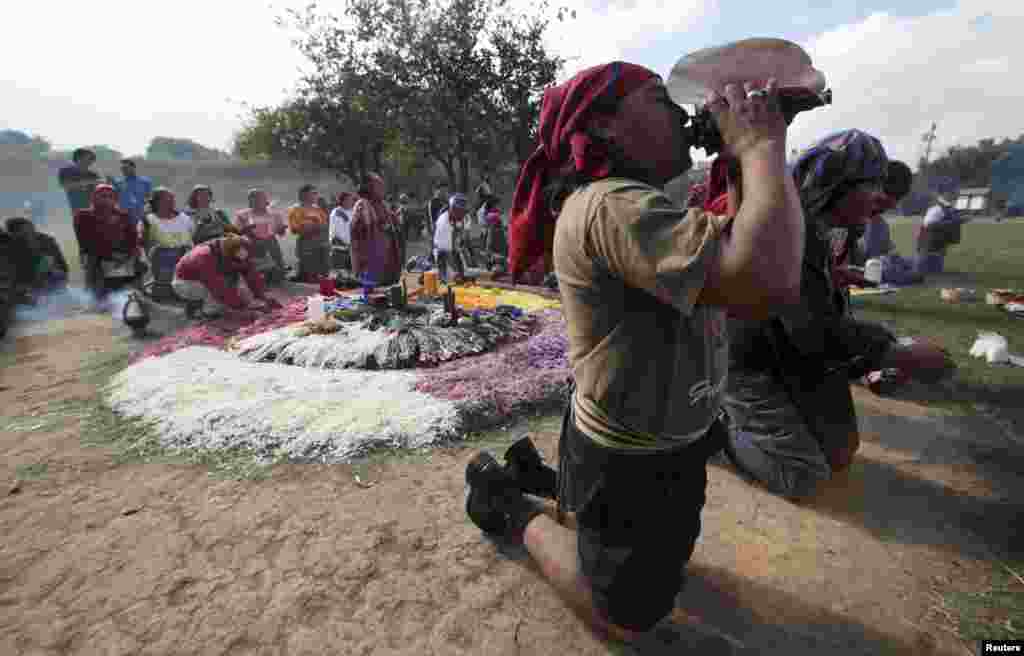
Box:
[706,78,788,161]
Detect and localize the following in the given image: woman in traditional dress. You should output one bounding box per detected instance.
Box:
[350,173,403,287]
[140,187,193,300]
[481,198,508,273]
[288,184,330,283]
[173,234,281,319]
[73,184,142,301]
[235,188,287,280]
[187,185,237,245]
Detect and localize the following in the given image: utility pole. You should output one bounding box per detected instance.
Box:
[922,123,938,165]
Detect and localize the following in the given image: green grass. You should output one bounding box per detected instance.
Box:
[1,345,282,481]
[941,559,1024,641]
[852,220,1024,419]
[852,221,1024,643]
[14,462,49,480]
[6,340,564,481]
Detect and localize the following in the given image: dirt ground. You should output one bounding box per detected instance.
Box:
[1,298,1021,655]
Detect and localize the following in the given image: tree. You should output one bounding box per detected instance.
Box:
[146,137,229,161]
[920,134,1024,189]
[0,130,51,158]
[276,0,566,190]
[487,7,566,166]
[233,76,397,185]
[0,129,31,146]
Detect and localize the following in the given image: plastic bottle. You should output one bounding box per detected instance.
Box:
[864,258,883,285]
[306,295,325,321]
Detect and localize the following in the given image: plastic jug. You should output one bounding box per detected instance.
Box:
[864,258,883,285]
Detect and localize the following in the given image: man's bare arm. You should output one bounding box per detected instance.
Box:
[698,81,804,317]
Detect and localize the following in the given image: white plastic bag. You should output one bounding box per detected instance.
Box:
[970,332,1009,364]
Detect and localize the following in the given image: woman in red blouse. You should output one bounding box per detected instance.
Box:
[73,184,141,298]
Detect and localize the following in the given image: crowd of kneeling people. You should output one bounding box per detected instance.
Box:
[8,145,965,333]
[15,154,510,320]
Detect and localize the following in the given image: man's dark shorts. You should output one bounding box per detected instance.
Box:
[556,404,726,633]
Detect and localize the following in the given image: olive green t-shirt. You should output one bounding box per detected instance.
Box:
[553,177,730,451]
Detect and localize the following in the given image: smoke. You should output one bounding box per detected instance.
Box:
[13,286,93,323]
[12,286,134,323]
[105,289,133,321]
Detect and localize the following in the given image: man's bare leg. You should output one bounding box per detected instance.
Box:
[521,514,640,643]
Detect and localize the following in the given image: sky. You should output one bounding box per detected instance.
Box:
[0,0,1019,168]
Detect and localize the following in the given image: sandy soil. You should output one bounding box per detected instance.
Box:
[1,305,1021,655]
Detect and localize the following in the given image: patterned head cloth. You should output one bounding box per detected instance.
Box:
[508,61,659,278]
[449,193,468,209]
[791,129,888,217]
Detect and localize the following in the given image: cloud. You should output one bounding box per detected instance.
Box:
[0,0,307,155]
[0,0,718,154]
[7,0,1020,171]
[788,1,1024,168]
[536,0,719,78]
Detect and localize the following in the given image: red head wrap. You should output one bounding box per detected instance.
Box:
[507,61,658,279]
[92,183,116,198]
[91,184,118,212]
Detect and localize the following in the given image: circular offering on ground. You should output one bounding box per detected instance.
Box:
[109,288,572,463]
[231,299,536,370]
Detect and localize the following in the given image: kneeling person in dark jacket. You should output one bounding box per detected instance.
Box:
[5,217,69,297]
[722,131,953,500]
[0,227,15,337]
[173,235,281,319]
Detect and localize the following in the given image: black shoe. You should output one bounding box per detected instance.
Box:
[465,452,544,538]
[504,436,558,499]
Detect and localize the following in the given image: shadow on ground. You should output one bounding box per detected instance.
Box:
[881,377,1024,437]
[603,563,936,655]
[489,540,926,655]
[793,410,1024,560]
